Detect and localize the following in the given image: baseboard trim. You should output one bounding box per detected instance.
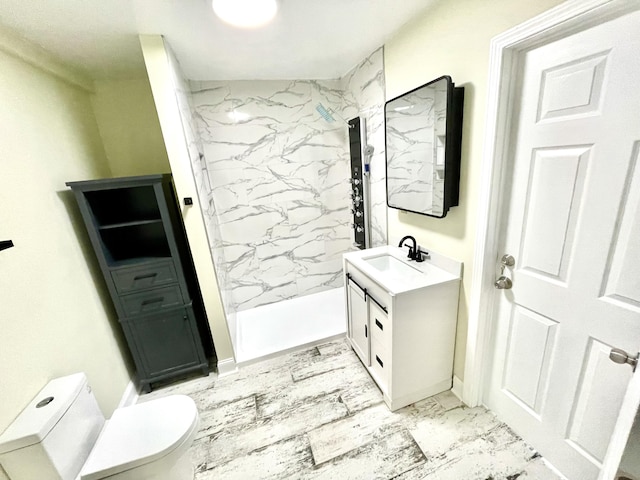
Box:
[117,379,139,408]
[451,375,464,402]
[216,357,237,377]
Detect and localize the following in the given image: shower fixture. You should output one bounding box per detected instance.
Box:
[348,117,371,250]
[315,103,354,128]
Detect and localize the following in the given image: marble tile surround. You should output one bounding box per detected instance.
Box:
[141,339,563,480]
[343,48,387,248]
[189,48,387,313]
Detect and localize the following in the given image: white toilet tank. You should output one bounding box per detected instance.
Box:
[0,373,105,480]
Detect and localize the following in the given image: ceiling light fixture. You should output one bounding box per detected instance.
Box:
[212,0,278,28]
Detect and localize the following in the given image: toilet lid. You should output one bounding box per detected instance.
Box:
[80,395,198,480]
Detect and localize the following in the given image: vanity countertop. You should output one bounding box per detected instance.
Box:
[343,245,462,295]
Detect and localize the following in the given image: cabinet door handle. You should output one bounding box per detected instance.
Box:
[347,274,367,295]
[141,297,164,306]
[134,272,158,281]
[368,294,387,313]
[365,325,368,338]
[376,355,384,368]
[375,319,383,330]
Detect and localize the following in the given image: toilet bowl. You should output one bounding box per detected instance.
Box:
[0,373,199,480]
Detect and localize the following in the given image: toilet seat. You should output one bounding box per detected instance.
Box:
[80,395,199,480]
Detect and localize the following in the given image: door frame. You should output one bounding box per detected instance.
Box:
[463,0,639,406]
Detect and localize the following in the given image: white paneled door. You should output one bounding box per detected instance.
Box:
[485,9,640,480]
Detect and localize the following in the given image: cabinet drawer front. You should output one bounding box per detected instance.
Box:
[111,262,178,294]
[121,285,183,316]
[369,301,391,351]
[370,339,389,395]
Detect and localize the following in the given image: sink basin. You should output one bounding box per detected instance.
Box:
[365,254,423,277]
[344,246,461,294]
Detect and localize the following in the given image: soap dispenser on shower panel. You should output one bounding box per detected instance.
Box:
[348,116,371,250]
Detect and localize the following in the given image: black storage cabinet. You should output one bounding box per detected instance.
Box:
[67,174,212,392]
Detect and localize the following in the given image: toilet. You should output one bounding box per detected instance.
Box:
[0,373,199,480]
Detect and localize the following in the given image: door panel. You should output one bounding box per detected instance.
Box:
[520,146,589,279]
[503,306,557,414]
[537,51,609,122]
[486,9,640,480]
[567,338,632,463]
[602,143,640,309]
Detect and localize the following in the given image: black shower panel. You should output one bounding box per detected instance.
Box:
[348,117,368,250]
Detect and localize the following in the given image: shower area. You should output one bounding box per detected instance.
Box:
[172,46,387,364]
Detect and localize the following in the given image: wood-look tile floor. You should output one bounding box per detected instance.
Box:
[140,339,562,480]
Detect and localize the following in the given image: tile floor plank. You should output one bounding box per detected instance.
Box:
[304,430,426,480]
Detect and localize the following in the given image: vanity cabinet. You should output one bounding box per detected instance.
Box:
[66,175,212,392]
[343,246,461,411]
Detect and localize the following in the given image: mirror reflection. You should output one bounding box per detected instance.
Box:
[385,76,463,217]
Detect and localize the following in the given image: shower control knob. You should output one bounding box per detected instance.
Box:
[353,179,361,185]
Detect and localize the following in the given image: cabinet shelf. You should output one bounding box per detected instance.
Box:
[98,219,163,230]
[85,185,162,227]
[99,222,171,265]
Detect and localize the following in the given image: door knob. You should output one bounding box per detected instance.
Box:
[501,254,515,267]
[609,348,638,372]
[495,253,515,289]
[494,276,513,289]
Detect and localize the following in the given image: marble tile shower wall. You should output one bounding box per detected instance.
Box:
[342,47,387,247]
[189,48,386,312]
[190,79,351,311]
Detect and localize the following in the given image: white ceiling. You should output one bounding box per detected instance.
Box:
[0,0,435,81]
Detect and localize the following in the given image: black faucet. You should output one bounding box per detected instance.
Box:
[398,235,416,260]
[398,235,429,262]
[398,235,426,262]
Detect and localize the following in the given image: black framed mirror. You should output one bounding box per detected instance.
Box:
[385,75,464,217]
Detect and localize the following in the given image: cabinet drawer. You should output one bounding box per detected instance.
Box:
[111,262,178,294]
[370,338,389,394]
[369,301,391,351]
[121,285,183,316]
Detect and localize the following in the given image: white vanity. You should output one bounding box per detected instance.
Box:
[343,245,462,411]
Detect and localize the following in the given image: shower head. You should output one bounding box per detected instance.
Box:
[315,103,336,123]
[315,103,354,128]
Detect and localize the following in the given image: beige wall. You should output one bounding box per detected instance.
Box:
[384,0,564,380]
[0,31,131,456]
[140,35,235,364]
[92,77,170,177]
